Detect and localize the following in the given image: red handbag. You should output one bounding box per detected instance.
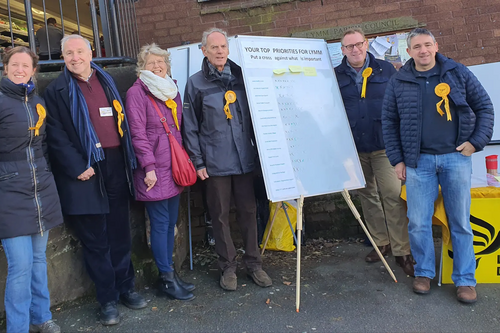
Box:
[147,95,197,187]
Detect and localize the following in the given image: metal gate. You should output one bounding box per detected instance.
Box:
[0,0,140,66]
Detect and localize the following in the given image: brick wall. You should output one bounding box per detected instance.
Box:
[136,0,500,66]
[134,0,499,242]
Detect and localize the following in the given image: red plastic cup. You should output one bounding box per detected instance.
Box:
[486,155,498,171]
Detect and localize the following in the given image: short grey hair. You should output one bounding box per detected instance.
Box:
[136,43,172,77]
[61,34,92,53]
[406,28,436,48]
[201,28,228,47]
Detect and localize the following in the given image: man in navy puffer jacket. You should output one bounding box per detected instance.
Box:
[335,28,413,277]
[382,28,494,304]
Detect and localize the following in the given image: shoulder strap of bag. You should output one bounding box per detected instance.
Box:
[147,94,172,135]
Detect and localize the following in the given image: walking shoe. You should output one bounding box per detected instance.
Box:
[220,271,237,291]
[100,301,120,326]
[412,277,431,294]
[159,271,196,301]
[29,320,61,333]
[120,289,148,309]
[457,286,477,304]
[365,244,391,262]
[173,269,196,292]
[395,255,415,277]
[248,269,273,287]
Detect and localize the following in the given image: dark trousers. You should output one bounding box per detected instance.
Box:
[144,194,181,273]
[69,148,134,305]
[205,173,262,273]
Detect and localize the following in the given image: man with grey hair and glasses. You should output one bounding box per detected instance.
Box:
[335,28,413,277]
[382,28,494,303]
[44,35,147,325]
[182,28,272,291]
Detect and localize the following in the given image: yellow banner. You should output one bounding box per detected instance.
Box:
[442,197,500,284]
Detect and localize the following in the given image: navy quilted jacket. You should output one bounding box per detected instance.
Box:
[382,53,494,168]
[335,52,396,153]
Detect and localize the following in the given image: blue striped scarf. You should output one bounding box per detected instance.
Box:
[65,62,137,169]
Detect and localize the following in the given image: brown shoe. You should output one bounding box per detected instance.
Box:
[413,277,431,294]
[395,255,415,277]
[365,244,391,262]
[457,286,477,304]
[220,271,237,291]
[248,269,272,287]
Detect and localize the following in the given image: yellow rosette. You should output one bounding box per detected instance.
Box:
[361,67,372,98]
[435,83,452,121]
[29,104,46,136]
[113,100,125,137]
[224,90,236,120]
[165,99,179,130]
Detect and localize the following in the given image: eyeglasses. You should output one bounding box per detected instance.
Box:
[342,41,365,51]
[145,59,166,67]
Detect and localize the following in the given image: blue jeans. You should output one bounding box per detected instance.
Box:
[406,153,476,286]
[1,232,52,333]
[145,195,181,273]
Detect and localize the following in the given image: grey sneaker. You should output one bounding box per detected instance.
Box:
[29,320,61,333]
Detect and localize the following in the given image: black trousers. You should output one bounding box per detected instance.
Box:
[69,148,134,305]
[205,173,262,273]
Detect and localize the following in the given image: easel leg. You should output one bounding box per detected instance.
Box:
[188,187,193,270]
[282,204,298,244]
[438,240,443,287]
[341,189,398,283]
[296,195,304,313]
[261,202,282,255]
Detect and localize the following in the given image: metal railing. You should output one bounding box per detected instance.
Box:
[0,0,140,67]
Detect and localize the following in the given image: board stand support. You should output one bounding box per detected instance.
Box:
[438,239,444,286]
[341,189,398,283]
[188,187,193,270]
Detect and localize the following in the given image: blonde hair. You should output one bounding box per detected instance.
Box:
[136,43,171,77]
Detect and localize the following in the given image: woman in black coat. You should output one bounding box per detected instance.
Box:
[0,47,63,333]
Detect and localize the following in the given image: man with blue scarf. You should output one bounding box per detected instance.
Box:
[44,35,146,326]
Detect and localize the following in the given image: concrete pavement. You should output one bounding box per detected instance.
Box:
[7,241,500,333]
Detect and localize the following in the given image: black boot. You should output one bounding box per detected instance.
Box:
[171,266,195,292]
[100,301,120,326]
[159,271,195,301]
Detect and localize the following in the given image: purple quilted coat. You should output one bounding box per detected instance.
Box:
[125,78,183,201]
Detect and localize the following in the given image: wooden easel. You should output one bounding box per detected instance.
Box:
[341,189,398,283]
[261,191,397,312]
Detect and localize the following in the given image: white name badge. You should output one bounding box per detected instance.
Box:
[99,107,113,117]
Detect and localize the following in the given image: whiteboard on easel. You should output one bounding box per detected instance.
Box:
[468,62,500,143]
[235,35,365,202]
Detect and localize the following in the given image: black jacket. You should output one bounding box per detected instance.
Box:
[43,72,135,215]
[382,53,494,168]
[335,52,397,153]
[182,58,256,176]
[0,78,63,238]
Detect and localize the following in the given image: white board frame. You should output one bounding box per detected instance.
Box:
[234,35,365,202]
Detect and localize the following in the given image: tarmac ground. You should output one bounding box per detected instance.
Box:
[3,240,500,333]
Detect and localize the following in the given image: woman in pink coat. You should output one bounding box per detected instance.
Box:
[126,43,194,301]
